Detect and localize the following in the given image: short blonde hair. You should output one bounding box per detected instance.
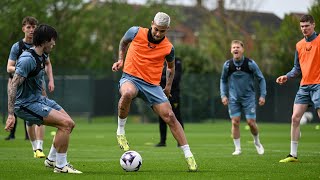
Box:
[154,12,170,27]
[231,40,244,47]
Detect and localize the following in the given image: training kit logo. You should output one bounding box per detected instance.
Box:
[148,42,156,49]
[306,44,312,51]
[236,67,241,71]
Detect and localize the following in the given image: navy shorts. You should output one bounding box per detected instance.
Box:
[119,73,168,106]
[294,84,320,109]
[15,96,62,126]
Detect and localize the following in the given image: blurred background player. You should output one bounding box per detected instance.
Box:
[277,15,320,163]
[112,12,197,171]
[155,57,183,147]
[220,40,266,156]
[5,24,81,174]
[6,16,55,158]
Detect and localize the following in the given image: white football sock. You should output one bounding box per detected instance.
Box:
[180,144,193,158]
[47,144,57,161]
[36,140,44,150]
[31,140,37,151]
[56,152,67,168]
[233,138,241,151]
[117,117,127,135]
[290,141,298,157]
[253,134,261,145]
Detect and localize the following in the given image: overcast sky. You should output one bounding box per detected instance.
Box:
[127,0,314,18]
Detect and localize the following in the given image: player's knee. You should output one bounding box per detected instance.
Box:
[163,111,176,125]
[61,118,75,133]
[232,119,240,126]
[291,115,301,126]
[121,90,135,100]
[247,120,255,127]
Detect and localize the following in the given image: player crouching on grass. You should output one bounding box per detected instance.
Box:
[5,24,82,174]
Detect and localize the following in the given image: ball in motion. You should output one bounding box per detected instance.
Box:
[300,112,313,125]
[120,151,142,172]
[50,131,56,136]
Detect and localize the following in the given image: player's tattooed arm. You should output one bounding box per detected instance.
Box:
[118,37,131,62]
[112,37,131,72]
[8,74,25,115]
[163,61,175,97]
[166,61,175,88]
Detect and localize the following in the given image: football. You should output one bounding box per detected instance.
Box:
[300,112,313,125]
[120,151,142,172]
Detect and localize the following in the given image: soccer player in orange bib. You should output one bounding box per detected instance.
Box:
[112,12,197,171]
[277,15,320,163]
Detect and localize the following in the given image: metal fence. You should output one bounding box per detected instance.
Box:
[0,74,318,123]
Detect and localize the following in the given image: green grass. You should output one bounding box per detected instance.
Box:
[1,118,320,180]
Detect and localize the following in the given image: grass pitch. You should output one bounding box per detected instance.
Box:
[1,117,320,180]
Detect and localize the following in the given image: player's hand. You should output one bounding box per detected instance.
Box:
[276,75,288,85]
[48,80,55,93]
[5,114,16,131]
[259,97,265,106]
[221,96,228,106]
[112,60,123,72]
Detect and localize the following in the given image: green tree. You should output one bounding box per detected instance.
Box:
[309,0,320,32]
[273,15,302,75]
[0,0,178,75]
[249,21,277,76]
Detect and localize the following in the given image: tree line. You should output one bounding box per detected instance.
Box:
[0,0,319,77]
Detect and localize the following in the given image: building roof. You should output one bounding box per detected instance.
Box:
[213,9,282,34]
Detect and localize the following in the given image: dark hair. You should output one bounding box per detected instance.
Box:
[300,15,314,23]
[22,16,38,26]
[33,24,58,46]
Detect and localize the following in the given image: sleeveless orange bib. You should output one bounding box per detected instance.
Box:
[123,27,172,85]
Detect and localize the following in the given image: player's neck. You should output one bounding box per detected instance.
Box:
[34,47,44,56]
[233,57,242,61]
[23,37,33,44]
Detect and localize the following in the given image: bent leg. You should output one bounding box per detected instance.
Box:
[118,81,138,119]
[246,118,264,155]
[153,102,187,146]
[43,108,75,153]
[247,118,258,136]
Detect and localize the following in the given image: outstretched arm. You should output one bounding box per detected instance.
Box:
[5,74,25,131]
[277,51,301,85]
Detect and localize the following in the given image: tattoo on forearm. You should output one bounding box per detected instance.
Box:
[166,69,171,82]
[166,67,175,88]
[118,38,130,61]
[8,74,25,114]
